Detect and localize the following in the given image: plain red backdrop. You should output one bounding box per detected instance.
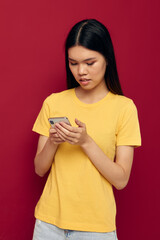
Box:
[0,0,160,239]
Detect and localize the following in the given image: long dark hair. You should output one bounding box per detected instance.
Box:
[65,19,123,95]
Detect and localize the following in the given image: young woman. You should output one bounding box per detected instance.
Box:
[32,19,141,240]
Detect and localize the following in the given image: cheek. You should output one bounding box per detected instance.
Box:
[69,66,76,76]
[69,66,79,81]
[99,62,107,76]
[91,64,106,76]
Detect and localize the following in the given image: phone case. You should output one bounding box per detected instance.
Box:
[48,117,71,127]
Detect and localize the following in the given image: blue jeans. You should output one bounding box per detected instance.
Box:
[32,219,118,240]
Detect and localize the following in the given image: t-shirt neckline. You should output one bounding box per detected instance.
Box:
[71,88,111,108]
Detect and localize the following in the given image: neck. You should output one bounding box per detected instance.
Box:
[75,83,109,104]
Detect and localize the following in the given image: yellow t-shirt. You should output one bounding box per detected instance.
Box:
[32,88,141,232]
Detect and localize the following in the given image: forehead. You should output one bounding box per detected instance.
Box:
[68,46,102,61]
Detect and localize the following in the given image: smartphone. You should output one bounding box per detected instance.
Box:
[48,117,71,127]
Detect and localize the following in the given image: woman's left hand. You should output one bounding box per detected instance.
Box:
[54,118,89,146]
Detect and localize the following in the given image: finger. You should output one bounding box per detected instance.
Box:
[52,133,77,145]
[50,128,57,134]
[50,131,59,138]
[75,118,85,128]
[56,130,67,141]
[57,122,82,133]
[55,123,77,136]
[55,127,73,140]
[50,128,65,141]
[55,126,80,143]
[59,122,78,132]
[50,133,65,143]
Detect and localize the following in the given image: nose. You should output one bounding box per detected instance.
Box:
[78,64,87,76]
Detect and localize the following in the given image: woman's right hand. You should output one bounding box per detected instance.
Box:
[49,127,65,145]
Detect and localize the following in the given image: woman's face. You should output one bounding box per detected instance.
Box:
[68,46,107,91]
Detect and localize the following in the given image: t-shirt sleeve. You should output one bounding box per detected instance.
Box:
[32,98,51,137]
[116,100,141,147]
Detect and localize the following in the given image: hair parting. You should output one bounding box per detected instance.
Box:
[75,21,88,45]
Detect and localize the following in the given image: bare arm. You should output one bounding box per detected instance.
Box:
[54,119,134,190]
[34,128,64,177]
[81,137,134,190]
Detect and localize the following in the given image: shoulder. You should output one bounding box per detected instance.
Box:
[43,89,74,105]
[109,92,137,112]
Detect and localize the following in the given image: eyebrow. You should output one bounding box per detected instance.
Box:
[68,57,96,62]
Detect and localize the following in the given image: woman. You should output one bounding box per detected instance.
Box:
[32,19,141,240]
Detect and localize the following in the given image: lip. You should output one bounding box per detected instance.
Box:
[79,78,91,86]
[79,78,91,81]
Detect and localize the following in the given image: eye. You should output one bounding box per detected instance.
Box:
[69,62,77,66]
[87,62,95,66]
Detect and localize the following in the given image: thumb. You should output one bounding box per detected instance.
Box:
[75,118,85,128]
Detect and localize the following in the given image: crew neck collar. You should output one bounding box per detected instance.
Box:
[71,88,111,108]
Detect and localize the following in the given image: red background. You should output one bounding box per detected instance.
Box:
[0,0,159,239]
